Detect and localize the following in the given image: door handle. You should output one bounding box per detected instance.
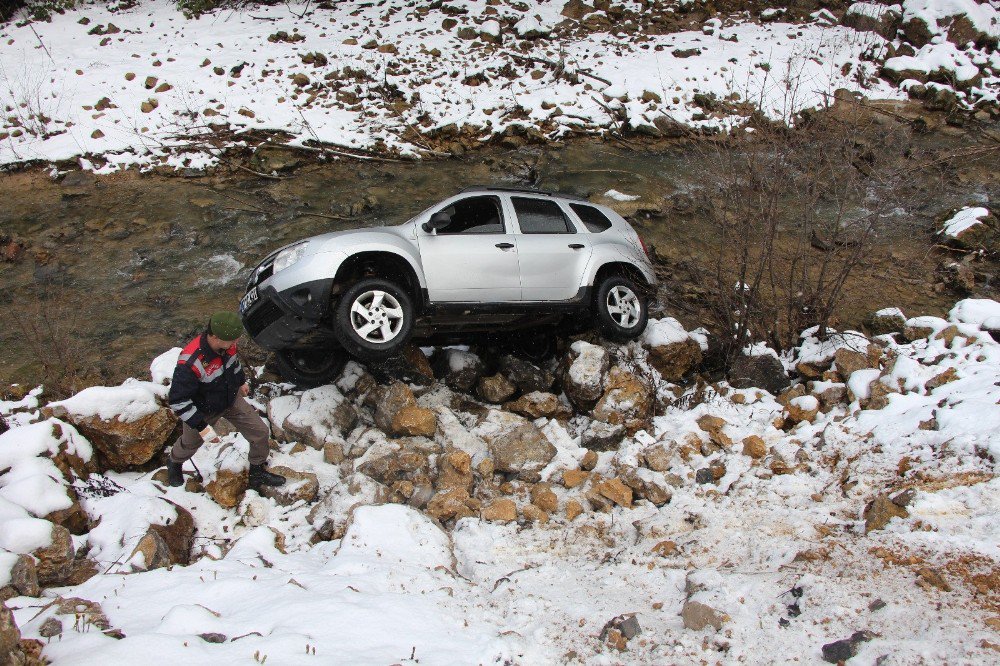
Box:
[495,243,514,249]
[568,243,585,249]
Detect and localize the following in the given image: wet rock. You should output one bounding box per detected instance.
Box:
[867,308,906,336]
[785,395,819,424]
[437,450,473,492]
[206,468,247,509]
[521,504,549,523]
[35,523,75,586]
[505,392,568,420]
[592,367,653,433]
[821,631,874,663]
[488,423,556,482]
[600,613,641,651]
[562,469,590,488]
[251,145,303,173]
[0,601,25,665]
[695,468,715,484]
[591,478,632,508]
[426,487,479,522]
[432,349,485,391]
[842,3,901,40]
[481,498,517,523]
[864,495,909,533]
[147,500,195,565]
[44,405,176,472]
[0,554,39,601]
[374,382,437,437]
[369,345,435,386]
[645,337,702,382]
[620,467,671,506]
[498,354,554,394]
[681,600,729,631]
[581,420,625,451]
[565,499,584,521]
[560,342,609,411]
[728,353,790,395]
[696,415,733,448]
[476,373,518,404]
[129,530,172,571]
[259,466,319,506]
[742,435,768,459]
[529,482,558,513]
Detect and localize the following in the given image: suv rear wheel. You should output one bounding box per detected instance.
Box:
[334,278,415,360]
[595,276,648,342]
[273,348,348,387]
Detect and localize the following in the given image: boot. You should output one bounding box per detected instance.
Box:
[249,464,285,490]
[167,460,184,487]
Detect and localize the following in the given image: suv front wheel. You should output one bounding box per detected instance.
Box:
[334,278,415,360]
[273,347,348,387]
[595,276,648,343]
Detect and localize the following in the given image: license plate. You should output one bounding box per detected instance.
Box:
[240,287,258,314]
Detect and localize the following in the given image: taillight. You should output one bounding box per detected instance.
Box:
[639,236,649,258]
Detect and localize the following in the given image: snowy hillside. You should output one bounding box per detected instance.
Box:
[2,298,998,664]
[1,0,995,173]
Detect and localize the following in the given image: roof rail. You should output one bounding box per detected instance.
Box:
[460,185,588,201]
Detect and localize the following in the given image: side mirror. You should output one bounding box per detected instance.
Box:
[422,211,451,233]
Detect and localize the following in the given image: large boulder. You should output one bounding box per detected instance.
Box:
[938,207,998,254]
[432,349,485,392]
[842,2,901,40]
[1,601,25,666]
[45,383,175,471]
[488,423,556,482]
[641,318,702,382]
[498,354,555,394]
[560,341,609,411]
[259,466,319,506]
[0,553,39,600]
[374,382,437,437]
[728,352,790,395]
[367,344,435,386]
[592,367,653,433]
[280,385,359,449]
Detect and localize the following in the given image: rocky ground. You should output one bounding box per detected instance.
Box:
[1,298,998,664]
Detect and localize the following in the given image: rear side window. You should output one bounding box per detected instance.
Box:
[570,204,613,233]
[511,197,575,234]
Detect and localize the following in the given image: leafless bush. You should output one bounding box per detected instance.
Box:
[690,100,909,362]
[7,281,95,398]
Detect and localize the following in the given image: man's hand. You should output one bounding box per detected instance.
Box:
[239,384,250,398]
[199,425,221,444]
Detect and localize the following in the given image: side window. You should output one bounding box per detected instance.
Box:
[512,197,575,234]
[570,203,613,233]
[435,195,504,234]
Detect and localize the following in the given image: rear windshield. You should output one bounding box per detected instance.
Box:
[570,204,614,233]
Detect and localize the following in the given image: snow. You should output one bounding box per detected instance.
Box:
[642,317,692,347]
[940,206,990,238]
[0,517,54,553]
[81,485,180,571]
[847,2,902,19]
[150,347,181,386]
[949,298,1000,329]
[901,0,1000,39]
[48,379,166,422]
[0,1,905,172]
[796,326,868,365]
[884,41,983,82]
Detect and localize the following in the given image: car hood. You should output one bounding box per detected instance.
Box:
[307,222,415,252]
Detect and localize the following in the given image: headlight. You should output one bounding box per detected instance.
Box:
[272,242,307,273]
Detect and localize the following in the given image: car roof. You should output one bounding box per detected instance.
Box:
[460,185,588,202]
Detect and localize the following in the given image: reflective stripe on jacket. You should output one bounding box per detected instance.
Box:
[167,334,246,431]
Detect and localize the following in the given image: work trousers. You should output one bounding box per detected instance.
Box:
[169,397,270,466]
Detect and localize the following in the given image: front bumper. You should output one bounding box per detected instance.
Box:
[241,278,334,351]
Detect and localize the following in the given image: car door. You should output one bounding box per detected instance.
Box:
[509,196,592,301]
[416,194,522,302]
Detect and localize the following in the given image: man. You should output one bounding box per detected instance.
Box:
[166,311,285,490]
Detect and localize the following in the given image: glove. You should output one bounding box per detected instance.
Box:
[199,425,221,443]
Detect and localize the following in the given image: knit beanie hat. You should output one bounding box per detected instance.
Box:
[209,311,244,341]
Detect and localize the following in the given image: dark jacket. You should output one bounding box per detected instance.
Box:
[168,333,246,431]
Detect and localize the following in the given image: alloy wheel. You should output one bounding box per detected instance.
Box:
[606,285,640,328]
[349,290,405,343]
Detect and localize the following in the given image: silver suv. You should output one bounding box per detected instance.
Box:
[240,186,657,384]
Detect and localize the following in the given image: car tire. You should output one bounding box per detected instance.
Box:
[594,276,648,343]
[273,347,348,388]
[333,278,415,361]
